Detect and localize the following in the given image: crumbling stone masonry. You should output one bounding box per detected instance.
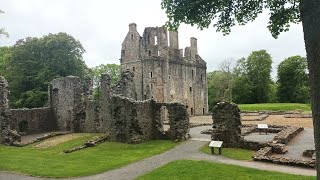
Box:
[211,102,242,148]
[120,23,208,115]
[0,71,190,145]
[0,77,20,145]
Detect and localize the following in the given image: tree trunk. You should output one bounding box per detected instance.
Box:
[300,0,320,178]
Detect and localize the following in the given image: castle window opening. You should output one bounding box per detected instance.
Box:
[201,74,203,82]
[169,75,171,79]
[148,35,151,44]
[155,36,158,45]
[171,95,173,99]
[131,34,134,40]
[190,87,192,92]
[203,108,205,115]
[191,108,194,115]
[151,72,153,78]
[192,69,194,79]
[149,50,151,56]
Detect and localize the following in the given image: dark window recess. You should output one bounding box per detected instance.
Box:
[201,74,203,82]
[171,95,173,99]
[151,72,153,77]
[203,108,205,115]
[190,87,192,92]
[191,108,194,115]
[192,69,194,79]
[131,34,134,40]
[149,50,151,56]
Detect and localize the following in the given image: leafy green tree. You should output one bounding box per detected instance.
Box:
[0,10,9,38]
[90,64,121,100]
[6,33,88,108]
[0,46,11,73]
[161,0,320,175]
[207,71,232,111]
[277,56,309,103]
[246,50,272,103]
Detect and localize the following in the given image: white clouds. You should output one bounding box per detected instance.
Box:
[0,0,306,77]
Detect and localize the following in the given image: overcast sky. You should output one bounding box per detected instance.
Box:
[0,0,306,78]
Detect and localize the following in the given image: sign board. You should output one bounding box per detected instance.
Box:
[209,141,223,148]
[257,124,268,129]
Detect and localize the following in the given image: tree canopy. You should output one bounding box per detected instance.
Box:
[277,56,309,103]
[3,32,88,108]
[0,10,9,38]
[90,64,121,100]
[161,0,300,38]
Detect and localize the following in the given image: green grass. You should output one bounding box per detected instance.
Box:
[200,143,254,161]
[238,103,311,112]
[0,134,177,178]
[137,160,315,180]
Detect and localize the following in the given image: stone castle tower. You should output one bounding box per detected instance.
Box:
[120,23,208,115]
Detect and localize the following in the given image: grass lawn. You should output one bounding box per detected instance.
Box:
[137,160,315,180]
[0,134,177,178]
[200,143,254,161]
[238,103,311,112]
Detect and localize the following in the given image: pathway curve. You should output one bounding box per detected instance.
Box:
[0,129,316,180]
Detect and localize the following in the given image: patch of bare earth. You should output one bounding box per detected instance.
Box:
[34,134,87,148]
[190,115,313,128]
[189,115,212,124]
[241,115,313,128]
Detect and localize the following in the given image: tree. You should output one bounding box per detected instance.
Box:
[246,50,272,103]
[0,46,11,73]
[90,64,121,100]
[5,33,88,108]
[277,56,309,103]
[207,70,232,110]
[0,10,9,38]
[161,0,320,176]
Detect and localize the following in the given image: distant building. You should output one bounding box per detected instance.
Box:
[120,23,208,115]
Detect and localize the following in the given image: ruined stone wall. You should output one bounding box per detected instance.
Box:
[0,77,20,145]
[120,23,208,115]
[112,69,136,99]
[0,76,10,143]
[10,108,57,134]
[211,102,242,148]
[49,76,82,132]
[79,100,103,133]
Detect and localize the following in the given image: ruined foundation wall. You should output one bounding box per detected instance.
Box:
[10,107,57,134]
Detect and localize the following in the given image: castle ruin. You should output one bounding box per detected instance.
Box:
[120,23,208,115]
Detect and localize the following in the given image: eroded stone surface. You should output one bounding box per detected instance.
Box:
[211,102,241,148]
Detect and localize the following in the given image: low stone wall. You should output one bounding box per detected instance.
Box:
[273,126,304,144]
[10,107,57,135]
[253,147,315,168]
[189,123,212,128]
[13,131,70,147]
[284,114,312,118]
[241,114,269,121]
[303,149,315,158]
[64,135,108,153]
[241,110,303,115]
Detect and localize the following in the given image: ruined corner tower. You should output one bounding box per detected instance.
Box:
[120,23,208,115]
